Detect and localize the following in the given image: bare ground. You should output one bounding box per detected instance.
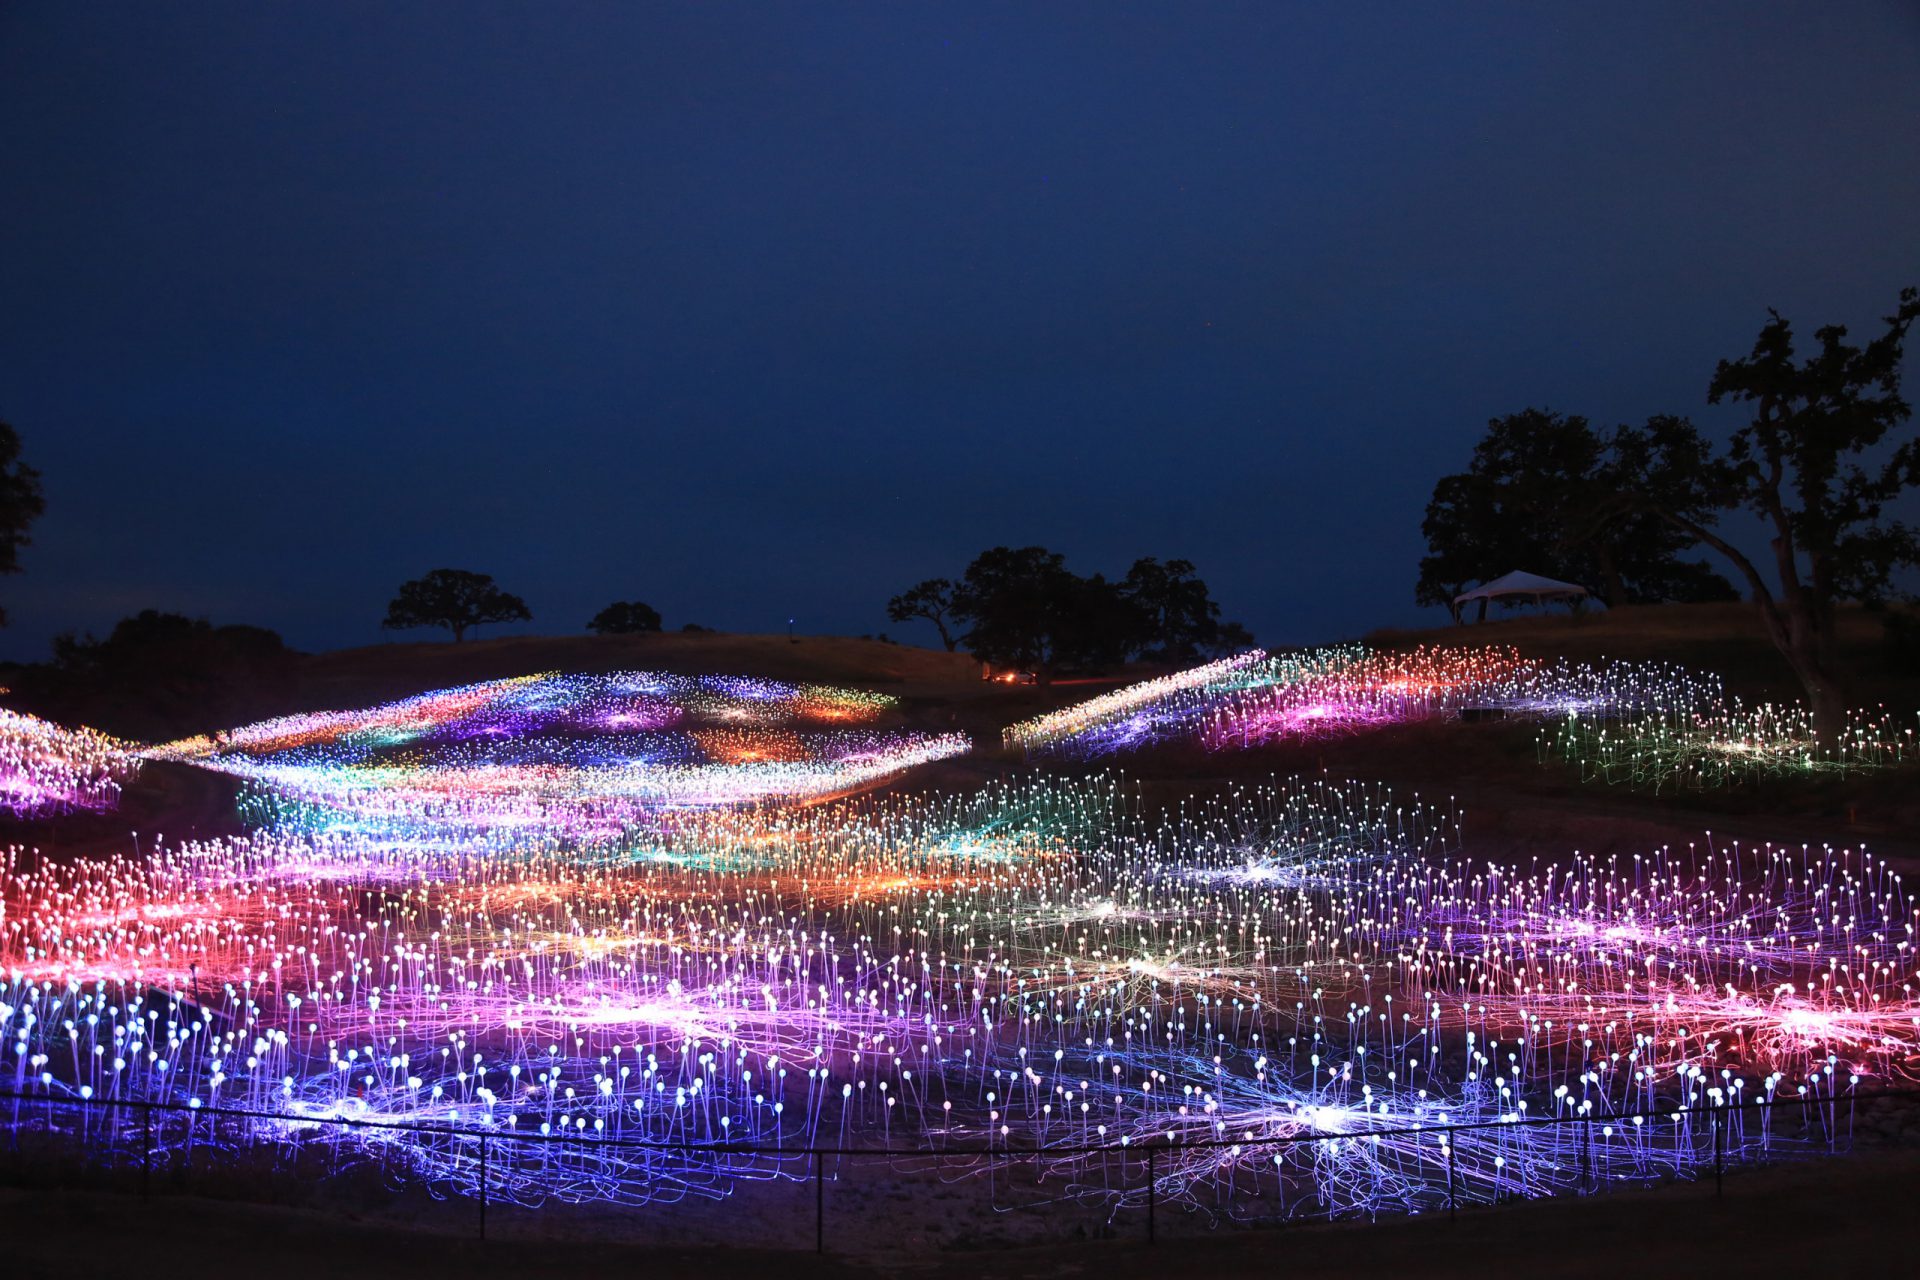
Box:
[2,1145,1915,1279]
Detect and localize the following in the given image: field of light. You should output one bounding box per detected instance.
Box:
[0,706,138,816]
[152,671,971,831]
[1004,644,1915,790]
[0,661,1915,1225]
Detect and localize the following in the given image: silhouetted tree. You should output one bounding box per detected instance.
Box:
[1612,286,1920,739]
[949,546,1130,684]
[1417,472,1506,623]
[1056,571,1143,671]
[886,578,960,650]
[383,569,530,643]
[0,421,45,626]
[903,551,1250,675]
[951,547,1072,682]
[1119,557,1249,662]
[11,610,294,740]
[1210,621,1257,656]
[1418,409,1733,620]
[587,600,663,634]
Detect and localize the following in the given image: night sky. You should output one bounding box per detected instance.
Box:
[2,4,1917,659]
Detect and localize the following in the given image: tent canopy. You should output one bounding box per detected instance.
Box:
[1454,570,1589,606]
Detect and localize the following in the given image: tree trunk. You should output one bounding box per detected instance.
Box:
[1593,544,1629,608]
[1733,589,1845,747]
[1801,665,1847,747]
[1657,510,1849,746]
[452,624,466,643]
[1775,608,1846,746]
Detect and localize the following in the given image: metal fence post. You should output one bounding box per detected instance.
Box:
[1581,1117,1592,1194]
[1146,1146,1157,1244]
[1712,1108,1723,1197]
[28,1086,1920,1260]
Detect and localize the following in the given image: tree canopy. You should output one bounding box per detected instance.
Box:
[886,579,960,651]
[1613,285,1920,734]
[894,548,1251,682]
[382,569,531,643]
[5,610,294,740]
[587,600,663,635]
[1418,409,1734,620]
[1120,557,1234,663]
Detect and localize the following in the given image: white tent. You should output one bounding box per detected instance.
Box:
[1454,570,1588,619]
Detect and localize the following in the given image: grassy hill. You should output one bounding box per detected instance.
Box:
[9,604,1918,862]
[297,631,987,709]
[1367,601,1918,704]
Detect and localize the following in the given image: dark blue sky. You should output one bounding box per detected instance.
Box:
[2,4,1917,659]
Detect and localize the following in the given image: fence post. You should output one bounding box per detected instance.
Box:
[1712,1108,1723,1197]
[141,1102,152,1202]
[1146,1146,1157,1245]
[479,1134,488,1240]
[814,1154,825,1254]
[1446,1139,1456,1222]
[1582,1117,1592,1193]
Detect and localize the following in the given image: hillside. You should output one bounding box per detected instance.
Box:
[297,631,987,709]
[8,604,1918,862]
[0,631,1015,746]
[5,601,1920,1266]
[1367,601,1919,704]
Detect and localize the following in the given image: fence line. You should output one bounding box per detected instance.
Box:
[0,1082,1904,1252]
[0,1082,1892,1158]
